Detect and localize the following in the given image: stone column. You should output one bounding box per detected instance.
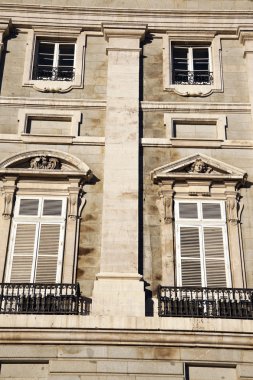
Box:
[0,176,17,281]
[239,29,253,123]
[92,24,146,316]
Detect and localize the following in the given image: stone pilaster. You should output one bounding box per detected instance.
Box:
[62,178,86,283]
[156,181,175,286]
[239,28,253,124]
[225,184,245,288]
[0,176,17,281]
[92,24,146,316]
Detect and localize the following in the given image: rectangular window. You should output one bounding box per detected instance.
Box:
[175,200,231,287]
[6,196,67,283]
[33,41,75,81]
[172,44,212,85]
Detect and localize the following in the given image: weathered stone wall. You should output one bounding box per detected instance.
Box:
[1,33,107,101]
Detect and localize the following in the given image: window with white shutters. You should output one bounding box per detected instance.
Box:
[6,196,66,283]
[175,200,231,287]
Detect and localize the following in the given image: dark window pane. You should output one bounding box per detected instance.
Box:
[59,44,75,55]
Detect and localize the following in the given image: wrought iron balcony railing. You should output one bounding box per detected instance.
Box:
[172,70,213,85]
[0,283,91,315]
[158,286,253,319]
[33,66,75,81]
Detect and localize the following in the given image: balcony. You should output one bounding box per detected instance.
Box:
[158,286,253,319]
[33,66,75,81]
[172,70,213,85]
[0,283,91,315]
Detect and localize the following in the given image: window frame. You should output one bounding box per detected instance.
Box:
[174,200,232,288]
[172,44,212,85]
[33,41,76,82]
[163,32,223,97]
[0,149,92,285]
[164,113,227,145]
[5,196,67,283]
[22,29,86,93]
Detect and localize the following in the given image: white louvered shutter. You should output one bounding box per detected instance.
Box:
[179,226,202,287]
[35,223,63,283]
[7,196,66,283]
[203,226,228,287]
[176,200,231,288]
[9,223,37,282]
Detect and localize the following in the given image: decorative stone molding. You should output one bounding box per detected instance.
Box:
[0,150,93,284]
[0,18,11,56]
[163,32,223,97]
[164,114,227,144]
[18,109,82,137]
[102,23,147,42]
[22,29,86,93]
[151,153,247,185]
[30,156,60,170]
[151,154,247,288]
[238,27,253,55]
[187,158,213,174]
[0,149,92,180]
[1,177,17,220]
[67,182,86,221]
[157,186,174,224]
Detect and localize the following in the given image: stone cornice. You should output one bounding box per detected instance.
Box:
[0,97,106,109]
[0,315,252,349]
[141,101,251,113]
[1,5,253,32]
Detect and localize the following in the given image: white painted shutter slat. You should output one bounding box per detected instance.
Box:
[180,226,202,286]
[204,227,227,287]
[35,224,61,283]
[9,224,37,283]
[179,203,198,219]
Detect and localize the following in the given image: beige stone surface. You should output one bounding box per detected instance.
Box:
[0,1,252,378]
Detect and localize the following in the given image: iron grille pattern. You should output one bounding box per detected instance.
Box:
[33,66,75,81]
[158,286,253,319]
[172,70,213,85]
[0,283,91,315]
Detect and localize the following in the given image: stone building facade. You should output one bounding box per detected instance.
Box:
[0,0,252,379]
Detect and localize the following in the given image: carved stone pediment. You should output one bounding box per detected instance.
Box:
[151,153,247,184]
[0,150,92,181]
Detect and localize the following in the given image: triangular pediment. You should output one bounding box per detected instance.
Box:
[151,153,247,183]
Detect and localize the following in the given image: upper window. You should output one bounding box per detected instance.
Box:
[175,200,231,288]
[172,44,212,85]
[5,196,67,283]
[22,30,86,93]
[163,33,223,97]
[33,41,75,81]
